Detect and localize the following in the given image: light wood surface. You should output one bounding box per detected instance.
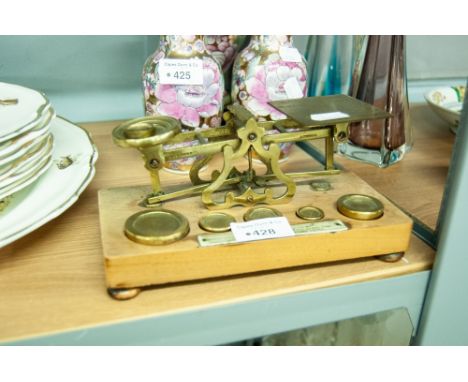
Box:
[100,171,412,288]
[0,112,440,343]
[312,104,455,230]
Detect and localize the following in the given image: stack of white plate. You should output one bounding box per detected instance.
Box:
[0,82,56,200]
[0,82,98,248]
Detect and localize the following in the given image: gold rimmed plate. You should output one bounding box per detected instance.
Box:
[0,134,53,182]
[0,106,54,164]
[425,86,465,133]
[0,117,98,248]
[0,82,52,143]
[0,141,53,200]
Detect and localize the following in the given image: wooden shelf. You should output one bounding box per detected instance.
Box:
[0,113,441,343]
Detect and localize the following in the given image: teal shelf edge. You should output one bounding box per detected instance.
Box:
[4,271,431,346]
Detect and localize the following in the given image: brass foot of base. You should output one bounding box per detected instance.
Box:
[108,287,141,300]
[376,253,405,263]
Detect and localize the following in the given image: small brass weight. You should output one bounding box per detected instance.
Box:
[113,95,390,212]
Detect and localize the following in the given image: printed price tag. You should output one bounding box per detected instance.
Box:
[284,77,304,99]
[279,47,303,63]
[158,58,204,85]
[310,111,350,121]
[230,217,294,243]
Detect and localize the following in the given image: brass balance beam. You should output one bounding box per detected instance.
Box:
[112,95,390,209]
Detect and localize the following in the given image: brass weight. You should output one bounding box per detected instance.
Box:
[337,194,384,220]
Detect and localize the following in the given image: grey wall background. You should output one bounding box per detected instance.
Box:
[405,36,468,79]
[1,35,467,121]
[0,36,157,93]
[294,35,468,80]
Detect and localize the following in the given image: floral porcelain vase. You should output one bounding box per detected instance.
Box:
[142,35,224,173]
[231,35,308,160]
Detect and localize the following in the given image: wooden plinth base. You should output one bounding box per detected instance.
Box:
[98,171,413,295]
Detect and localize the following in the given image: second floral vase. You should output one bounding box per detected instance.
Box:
[231,35,308,160]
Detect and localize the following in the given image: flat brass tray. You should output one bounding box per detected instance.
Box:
[270,95,390,127]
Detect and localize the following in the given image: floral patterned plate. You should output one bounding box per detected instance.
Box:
[425,86,465,133]
[0,117,98,248]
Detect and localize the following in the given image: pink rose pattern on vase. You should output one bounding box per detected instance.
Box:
[142,35,224,173]
[232,36,308,160]
[244,61,307,120]
[154,60,222,129]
